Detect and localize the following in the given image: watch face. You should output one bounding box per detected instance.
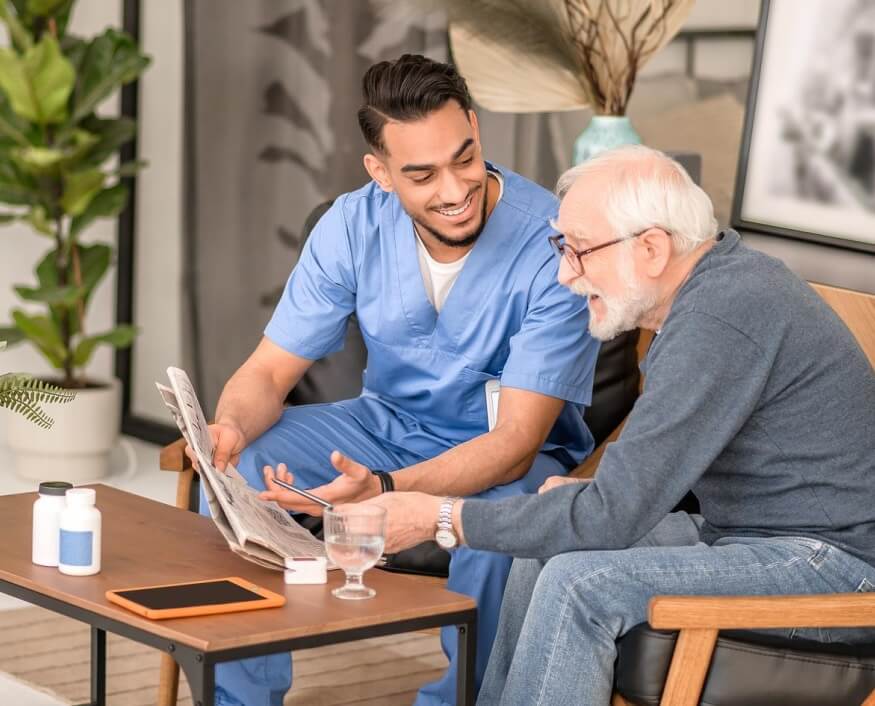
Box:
[435,528,457,549]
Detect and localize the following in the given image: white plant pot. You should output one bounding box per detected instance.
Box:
[5,378,121,483]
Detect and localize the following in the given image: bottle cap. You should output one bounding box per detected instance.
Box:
[65,488,96,506]
[38,481,73,496]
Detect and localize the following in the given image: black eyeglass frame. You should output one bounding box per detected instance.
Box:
[548,227,671,274]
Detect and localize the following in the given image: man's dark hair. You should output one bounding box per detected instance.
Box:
[358,54,473,154]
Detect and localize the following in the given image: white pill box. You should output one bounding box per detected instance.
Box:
[283,556,328,584]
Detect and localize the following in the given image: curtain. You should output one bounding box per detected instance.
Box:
[184,0,595,412]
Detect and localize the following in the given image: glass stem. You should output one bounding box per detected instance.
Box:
[345,572,365,590]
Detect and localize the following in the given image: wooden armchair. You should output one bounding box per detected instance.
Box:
[611,282,875,706]
[615,593,875,706]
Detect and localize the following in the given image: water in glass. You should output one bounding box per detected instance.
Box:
[324,505,386,599]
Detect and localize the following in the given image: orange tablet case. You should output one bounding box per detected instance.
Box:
[106,576,286,620]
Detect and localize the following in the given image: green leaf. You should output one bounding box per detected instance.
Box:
[0,90,30,146]
[0,35,75,124]
[72,324,137,367]
[113,159,147,177]
[69,182,126,237]
[14,282,82,305]
[77,116,135,167]
[0,373,75,429]
[11,144,64,173]
[72,29,150,123]
[32,246,76,337]
[26,0,67,14]
[25,204,53,235]
[60,167,102,215]
[0,325,26,344]
[0,0,33,52]
[61,34,87,74]
[0,169,38,204]
[58,128,98,167]
[75,242,111,295]
[10,309,65,368]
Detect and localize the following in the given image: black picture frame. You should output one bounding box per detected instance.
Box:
[115,0,179,446]
[731,0,875,254]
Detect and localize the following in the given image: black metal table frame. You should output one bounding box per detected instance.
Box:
[0,578,477,706]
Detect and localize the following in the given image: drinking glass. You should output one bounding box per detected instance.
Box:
[324,504,387,599]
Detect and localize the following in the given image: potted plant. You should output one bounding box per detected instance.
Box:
[423,0,694,163]
[0,0,150,480]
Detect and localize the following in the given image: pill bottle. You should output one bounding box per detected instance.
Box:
[58,488,102,576]
[32,481,74,566]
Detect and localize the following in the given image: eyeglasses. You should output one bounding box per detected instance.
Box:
[548,228,669,275]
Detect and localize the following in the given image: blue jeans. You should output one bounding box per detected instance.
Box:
[478,512,875,706]
[199,401,578,706]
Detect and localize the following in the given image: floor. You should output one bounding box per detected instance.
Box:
[0,435,173,705]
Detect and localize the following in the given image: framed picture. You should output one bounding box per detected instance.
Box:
[732,0,875,254]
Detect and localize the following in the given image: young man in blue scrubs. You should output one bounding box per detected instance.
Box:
[199,54,600,706]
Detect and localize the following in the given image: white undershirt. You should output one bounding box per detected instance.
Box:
[416,171,504,312]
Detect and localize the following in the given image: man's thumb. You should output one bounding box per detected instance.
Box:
[330,450,369,480]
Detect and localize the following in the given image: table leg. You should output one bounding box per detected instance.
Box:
[456,618,477,706]
[91,627,106,706]
[176,650,216,706]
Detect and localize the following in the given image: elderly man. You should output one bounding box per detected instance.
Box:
[361,145,875,705]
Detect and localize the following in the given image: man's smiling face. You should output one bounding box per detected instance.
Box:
[376,100,489,249]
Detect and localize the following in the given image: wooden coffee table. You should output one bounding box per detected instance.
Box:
[0,485,477,706]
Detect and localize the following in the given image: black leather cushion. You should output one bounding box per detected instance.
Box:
[583,329,640,447]
[615,623,875,706]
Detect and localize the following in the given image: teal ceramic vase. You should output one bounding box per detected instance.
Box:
[572,115,642,164]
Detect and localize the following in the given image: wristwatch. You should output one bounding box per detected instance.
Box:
[435,497,460,549]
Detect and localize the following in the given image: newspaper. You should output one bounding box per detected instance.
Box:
[156,367,328,571]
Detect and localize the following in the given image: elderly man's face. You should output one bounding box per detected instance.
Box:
[555,179,657,341]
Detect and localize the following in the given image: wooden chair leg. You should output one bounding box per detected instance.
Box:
[156,467,194,706]
[157,652,180,706]
[862,688,875,706]
[659,628,718,706]
[175,467,195,511]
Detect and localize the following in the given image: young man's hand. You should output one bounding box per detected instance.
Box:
[258,451,381,515]
[184,421,246,472]
[538,475,591,494]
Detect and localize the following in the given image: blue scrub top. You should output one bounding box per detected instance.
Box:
[265,164,600,464]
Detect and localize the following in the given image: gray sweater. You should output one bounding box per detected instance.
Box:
[462,230,875,568]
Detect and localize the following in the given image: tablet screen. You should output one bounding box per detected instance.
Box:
[114,579,265,610]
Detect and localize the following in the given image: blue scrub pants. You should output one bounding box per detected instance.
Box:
[199,401,572,706]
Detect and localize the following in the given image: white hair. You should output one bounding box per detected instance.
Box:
[555,144,718,255]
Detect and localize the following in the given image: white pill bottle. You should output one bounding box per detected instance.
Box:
[58,488,102,576]
[32,481,74,566]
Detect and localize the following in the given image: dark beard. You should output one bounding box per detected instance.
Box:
[415,187,489,249]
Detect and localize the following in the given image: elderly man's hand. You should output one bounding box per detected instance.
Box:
[538,475,592,494]
[363,492,444,553]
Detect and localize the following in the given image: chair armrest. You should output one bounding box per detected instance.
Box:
[159,437,192,473]
[649,593,875,630]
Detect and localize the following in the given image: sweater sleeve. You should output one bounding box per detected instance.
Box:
[461,311,772,558]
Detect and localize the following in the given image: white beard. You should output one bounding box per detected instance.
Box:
[571,266,658,341]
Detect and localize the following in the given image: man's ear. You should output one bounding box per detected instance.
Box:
[469,109,480,145]
[639,227,673,277]
[363,153,393,192]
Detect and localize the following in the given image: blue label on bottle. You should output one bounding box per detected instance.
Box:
[59,529,93,566]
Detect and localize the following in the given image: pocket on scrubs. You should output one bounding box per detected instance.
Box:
[458,367,501,424]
